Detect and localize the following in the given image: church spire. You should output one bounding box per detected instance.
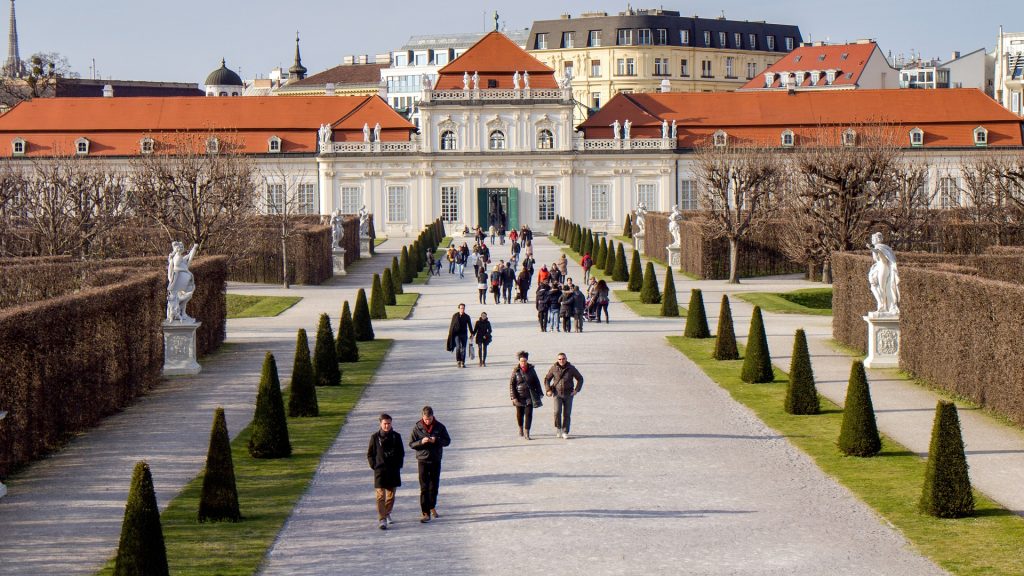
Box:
[4,0,22,78]
[288,31,307,82]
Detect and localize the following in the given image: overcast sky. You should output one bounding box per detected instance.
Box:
[10,0,1016,84]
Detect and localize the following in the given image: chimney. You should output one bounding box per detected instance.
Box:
[659,78,671,93]
[951,51,961,61]
[343,55,354,65]
[102,84,114,98]
[325,82,335,96]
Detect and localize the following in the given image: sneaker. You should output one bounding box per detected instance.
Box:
[386,514,394,526]
[379,519,387,530]
[420,513,431,523]
[430,509,439,519]
[524,430,531,441]
[562,432,570,439]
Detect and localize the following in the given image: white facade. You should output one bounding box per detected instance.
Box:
[995,28,1024,114]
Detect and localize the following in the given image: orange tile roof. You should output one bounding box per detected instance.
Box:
[0,95,415,156]
[435,31,557,90]
[580,89,1023,148]
[739,42,879,90]
[289,63,388,87]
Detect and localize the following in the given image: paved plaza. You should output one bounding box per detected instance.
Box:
[8,233,1024,574]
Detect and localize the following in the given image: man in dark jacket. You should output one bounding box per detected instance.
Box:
[408,406,452,523]
[544,353,585,439]
[446,303,474,368]
[367,413,405,530]
[558,287,575,333]
[501,261,515,304]
[572,285,586,333]
[509,351,544,440]
[535,282,550,332]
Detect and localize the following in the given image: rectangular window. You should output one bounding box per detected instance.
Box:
[414,53,427,66]
[562,31,575,49]
[701,60,713,78]
[341,186,362,214]
[564,61,574,79]
[591,60,601,77]
[725,57,735,78]
[536,33,548,49]
[734,33,742,49]
[434,52,448,65]
[626,58,635,76]
[638,28,652,45]
[266,183,285,214]
[785,37,794,51]
[636,183,657,210]
[718,32,726,47]
[746,62,757,79]
[617,29,633,45]
[656,28,668,45]
[939,177,960,208]
[617,58,626,75]
[386,186,408,223]
[681,29,690,45]
[703,31,711,47]
[538,185,556,221]
[1012,91,1021,114]
[766,35,775,51]
[591,92,601,109]
[678,180,698,210]
[748,33,757,50]
[298,183,317,214]
[654,58,669,76]
[394,54,407,66]
[440,185,460,223]
[681,59,689,77]
[589,30,601,47]
[590,184,609,221]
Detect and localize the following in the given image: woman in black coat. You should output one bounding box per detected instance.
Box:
[474,312,492,367]
[509,351,543,440]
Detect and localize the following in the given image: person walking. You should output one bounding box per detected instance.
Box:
[509,351,544,440]
[474,311,492,367]
[455,246,467,279]
[477,266,489,304]
[489,264,502,304]
[558,286,574,333]
[516,263,531,303]
[544,353,584,439]
[408,406,451,523]
[536,281,550,332]
[446,303,474,368]
[446,245,457,274]
[594,279,610,323]
[546,282,562,332]
[581,252,593,284]
[501,261,515,304]
[367,413,405,530]
[556,253,568,278]
[572,284,586,333]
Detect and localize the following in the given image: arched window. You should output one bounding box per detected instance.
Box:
[268,136,281,153]
[440,130,457,150]
[780,129,795,148]
[75,137,90,155]
[488,130,506,150]
[140,137,155,154]
[206,137,220,154]
[713,130,728,147]
[973,126,988,147]
[842,128,857,147]
[537,129,554,149]
[909,127,924,147]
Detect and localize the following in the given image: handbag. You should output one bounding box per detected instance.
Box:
[468,343,475,359]
[530,385,543,407]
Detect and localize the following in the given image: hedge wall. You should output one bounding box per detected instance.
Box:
[833,250,1024,426]
[0,256,227,476]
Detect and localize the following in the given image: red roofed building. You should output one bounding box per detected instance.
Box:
[738,41,899,91]
[433,31,558,90]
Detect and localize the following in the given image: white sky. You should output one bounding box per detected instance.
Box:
[10,0,1017,84]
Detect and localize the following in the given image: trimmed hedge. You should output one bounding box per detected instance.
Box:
[740,306,774,383]
[248,352,291,459]
[114,461,169,576]
[838,361,881,457]
[713,295,739,360]
[353,288,375,341]
[920,400,974,518]
[684,289,711,338]
[336,301,359,362]
[390,257,404,295]
[313,314,340,387]
[785,329,820,415]
[288,329,319,416]
[198,407,241,522]
[628,250,643,292]
[369,273,387,320]
[381,268,397,306]
[612,244,629,281]
[659,268,678,317]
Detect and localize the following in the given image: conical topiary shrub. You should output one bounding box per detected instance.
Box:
[837,361,881,457]
[381,268,397,306]
[597,237,608,269]
[740,306,773,383]
[288,328,319,416]
[353,288,375,341]
[400,246,413,283]
[623,213,633,238]
[713,295,739,360]
[370,273,387,320]
[920,400,974,517]
[582,231,593,260]
[248,352,291,458]
[313,314,340,387]
[612,243,629,281]
[336,300,359,362]
[660,268,678,317]
[640,261,661,304]
[785,329,819,415]
[627,250,643,291]
[198,407,241,522]
[603,240,616,276]
[391,257,404,294]
[114,461,169,576]
[684,289,711,338]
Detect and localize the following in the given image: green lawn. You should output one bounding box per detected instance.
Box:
[614,289,686,318]
[412,237,452,285]
[667,336,1024,576]
[226,294,302,319]
[736,288,833,316]
[99,340,393,576]
[374,237,387,247]
[384,292,420,319]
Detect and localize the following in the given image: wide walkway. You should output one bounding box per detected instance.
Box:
[258,237,943,575]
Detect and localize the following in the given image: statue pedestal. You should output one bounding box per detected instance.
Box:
[863,314,900,369]
[0,410,6,499]
[359,236,371,259]
[633,232,645,255]
[666,245,681,269]
[332,248,347,275]
[162,321,202,376]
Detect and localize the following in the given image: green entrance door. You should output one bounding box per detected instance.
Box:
[477,188,518,230]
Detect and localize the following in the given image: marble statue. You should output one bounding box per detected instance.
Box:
[661,119,669,138]
[317,123,332,153]
[634,201,647,234]
[363,123,371,142]
[670,119,677,139]
[472,71,480,90]
[623,119,632,140]
[358,205,370,237]
[422,74,432,90]
[513,70,521,89]
[330,209,345,248]
[523,70,530,89]
[166,241,198,323]
[611,119,621,140]
[463,71,470,90]
[373,122,381,142]
[668,205,683,247]
[867,231,900,316]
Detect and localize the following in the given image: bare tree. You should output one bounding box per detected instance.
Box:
[259,163,318,288]
[0,52,78,107]
[876,160,935,251]
[695,142,786,283]
[129,132,259,255]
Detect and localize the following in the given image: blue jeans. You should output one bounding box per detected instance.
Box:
[547,308,560,330]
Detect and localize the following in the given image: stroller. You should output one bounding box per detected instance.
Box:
[583,297,599,322]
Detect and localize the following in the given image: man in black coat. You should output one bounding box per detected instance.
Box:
[408,406,452,523]
[446,303,474,368]
[535,282,550,332]
[501,261,515,304]
[367,413,405,530]
[544,353,585,439]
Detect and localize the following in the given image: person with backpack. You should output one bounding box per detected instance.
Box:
[581,252,593,284]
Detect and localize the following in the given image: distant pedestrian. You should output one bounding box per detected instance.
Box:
[556,253,568,277]
[536,282,550,332]
[446,303,474,368]
[489,264,502,304]
[546,282,562,332]
[558,286,574,333]
[408,406,451,523]
[544,352,584,439]
[477,267,489,304]
[594,280,610,323]
[501,262,515,304]
[367,413,404,530]
[510,351,544,440]
[474,311,492,367]
[572,285,586,332]
[581,252,593,284]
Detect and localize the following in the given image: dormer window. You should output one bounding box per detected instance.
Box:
[764,72,775,87]
[268,136,282,153]
[713,130,728,147]
[841,53,849,60]
[12,137,25,155]
[75,137,90,155]
[818,54,826,62]
[809,71,819,86]
[843,128,857,147]
[909,127,924,147]
[206,136,220,154]
[781,129,795,147]
[140,137,154,154]
[825,70,836,84]
[794,55,802,63]
[973,126,988,147]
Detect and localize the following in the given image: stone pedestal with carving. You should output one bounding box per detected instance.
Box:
[0,410,6,499]
[332,248,347,275]
[863,315,900,369]
[162,321,202,376]
[359,237,371,259]
[633,233,645,256]
[666,245,681,270]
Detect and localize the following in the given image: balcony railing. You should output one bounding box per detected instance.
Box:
[581,138,676,151]
[422,87,571,103]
